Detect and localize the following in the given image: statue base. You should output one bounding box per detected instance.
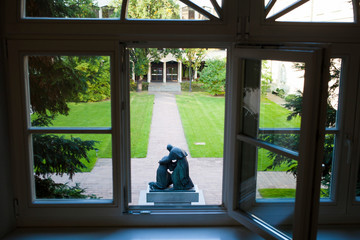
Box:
[138,185,205,205]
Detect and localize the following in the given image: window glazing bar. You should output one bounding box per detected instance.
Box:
[259,128,338,134]
[266,0,309,22]
[179,0,219,21]
[265,0,277,17]
[210,0,223,19]
[237,134,299,160]
[28,127,112,134]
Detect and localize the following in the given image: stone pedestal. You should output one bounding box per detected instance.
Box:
[139,185,205,205]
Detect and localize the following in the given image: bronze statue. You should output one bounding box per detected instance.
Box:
[149,144,194,191]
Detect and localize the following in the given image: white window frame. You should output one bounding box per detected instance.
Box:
[4,0,360,237]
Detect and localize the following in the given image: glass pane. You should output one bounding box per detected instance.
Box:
[127,0,209,20]
[238,142,295,237]
[265,0,299,18]
[25,0,121,19]
[32,133,113,200]
[275,0,354,23]
[321,58,342,199]
[129,48,226,206]
[27,56,111,128]
[257,147,297,199]
[243,59,304,152]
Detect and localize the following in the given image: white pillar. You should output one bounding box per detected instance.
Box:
[99,7,103,18]
[131,62,135,82]
[147,62,151,83]
[194,68,198,79]
[163,61,167,83]
[178,61,182,83]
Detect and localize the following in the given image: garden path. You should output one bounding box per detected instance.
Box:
[50,92,296,204]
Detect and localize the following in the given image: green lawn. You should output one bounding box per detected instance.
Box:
[130,92,154,158]
[48,92,298,171]
[259,188,330,198]
[50,92,154,171]
[176,93,300,171]
[260,96,301,128]
[258,188,296,198]
[176,92,225,158]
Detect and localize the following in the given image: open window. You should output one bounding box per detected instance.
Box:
[125,47,227,208]
[227,46,329,239]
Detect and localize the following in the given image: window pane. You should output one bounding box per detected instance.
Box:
[25,0,121,18]
[244,59,304,152]
[238,142,295,236]
[32,133,113,200]
[129,48,226,206]
[127,0,210,20]
[27,56,111,128]
[257,147,297,199]
[321,58,342,199]
[272,0,354,23]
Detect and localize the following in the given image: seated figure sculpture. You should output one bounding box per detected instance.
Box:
[148,144,194,191]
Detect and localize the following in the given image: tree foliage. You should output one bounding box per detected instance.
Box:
[176,48,207,92]
[26,0,99,18]
[29,56,109,116]
[109,0,180,19]
[28,56,102,199]
[198,58,226,95]
[262,59,341,192]
[129,48,165,91]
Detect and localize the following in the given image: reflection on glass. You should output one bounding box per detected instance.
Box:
[27,55,111,128]
[238,142,295,237]
[32,133,113,200]
[273,0,354,23]
[257,147,297,200]
[26,0,122,18]
[321,134,336,198]
[320,58,342,199]
[243,59,304,151]
[129,48,226,206]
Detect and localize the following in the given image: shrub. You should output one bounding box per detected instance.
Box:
[198,59,226,96]
[130,80,149,91]
[180,81,205,92]
[35,176,98,199]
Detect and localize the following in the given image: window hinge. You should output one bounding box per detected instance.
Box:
[13,198,19,218]
[237,16,250,41]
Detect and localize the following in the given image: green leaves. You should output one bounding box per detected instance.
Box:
[33,134,97,180]
[198,58,226,96]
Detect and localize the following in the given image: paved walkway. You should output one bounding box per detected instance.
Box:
[50,92,296,204]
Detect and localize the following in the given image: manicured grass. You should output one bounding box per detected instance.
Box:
[260,96,301,128]
[258,188,296,198]
[50,92,154,171]
[176,93,300,172]
[176,92,225,158]
[259,188,330,198]
[130,92,154,158]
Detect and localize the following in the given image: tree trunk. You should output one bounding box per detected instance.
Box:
[189,67,192,92]
[137,75,143,92]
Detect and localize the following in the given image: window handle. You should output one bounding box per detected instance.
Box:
[346,137,352,165]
